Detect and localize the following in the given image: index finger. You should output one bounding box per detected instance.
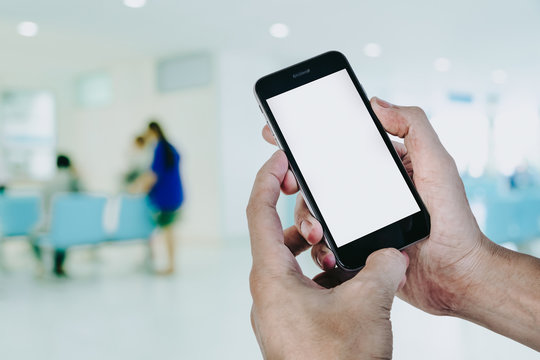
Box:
[262,125,277,145]
[246,151,289,267]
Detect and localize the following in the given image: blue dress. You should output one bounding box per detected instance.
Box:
[148,140,184,212]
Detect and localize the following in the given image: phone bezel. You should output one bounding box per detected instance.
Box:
[254,51,430,271]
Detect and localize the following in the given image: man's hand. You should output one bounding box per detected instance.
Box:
[247,151,409,359]
[266,97,540,350]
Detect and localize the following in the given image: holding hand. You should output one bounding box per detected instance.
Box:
[247,151,409,359]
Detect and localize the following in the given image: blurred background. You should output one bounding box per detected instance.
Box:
[0,0,539,359]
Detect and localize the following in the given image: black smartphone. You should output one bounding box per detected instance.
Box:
[254,51,430,270]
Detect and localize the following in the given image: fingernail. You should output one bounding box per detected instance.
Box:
[301,220,311,238]
[322,253,336,270]
[375,97,392,108]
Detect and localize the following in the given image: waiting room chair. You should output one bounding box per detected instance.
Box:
[40,193,108,249]
[484,189,540,245]
[0,194,41,238]
[109,194,155,241]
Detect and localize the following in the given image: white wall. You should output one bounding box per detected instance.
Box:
[217,51,297,243]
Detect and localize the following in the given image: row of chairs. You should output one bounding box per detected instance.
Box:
[0,193,156,249]
[482,194,540,244]
[462,176,540,244]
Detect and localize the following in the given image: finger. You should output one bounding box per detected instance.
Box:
[370,97,450,164]
[391,140,413,179]
[370,97,464,212]
[281,169,299,195]
[391,140,407,159]
[294,194,323,245]
[283,225,311,256]
[262,125,299,194]
[313,268,357,289]
[347,248,408,297]
[311,242,336,271]
[246,151,289,266]
[262,125,277,145]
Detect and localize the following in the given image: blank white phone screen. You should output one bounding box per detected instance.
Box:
[267,69,419,247]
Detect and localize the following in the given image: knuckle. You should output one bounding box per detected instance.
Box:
[294,210,306,227]
[245,200,254,216]
[408,105,427,118]
[246,200,264,219]
[372,247,403,263]
[249,268,267,296]
[294,196,308,222]
[249,266,284,302]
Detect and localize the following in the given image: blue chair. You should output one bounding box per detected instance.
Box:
[462,175,501,201]
[109,195,155,241]
[41,193,107,249]
[483,188,540,244]
[484,197,522,244]
[515,191,540,242]
[0,194,41,238]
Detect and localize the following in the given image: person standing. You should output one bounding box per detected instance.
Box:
[131,121,184,275]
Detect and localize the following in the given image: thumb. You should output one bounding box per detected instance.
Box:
[349,248,408,298]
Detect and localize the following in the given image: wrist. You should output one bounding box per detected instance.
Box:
[450,234,505,318]
[451,236,540,350]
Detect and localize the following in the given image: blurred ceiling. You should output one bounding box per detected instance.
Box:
[0,0,539,96]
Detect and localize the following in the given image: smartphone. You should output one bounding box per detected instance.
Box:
[254,51,430,270]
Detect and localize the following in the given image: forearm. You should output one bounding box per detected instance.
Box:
[456,237,540,350]
[129,172,156,193]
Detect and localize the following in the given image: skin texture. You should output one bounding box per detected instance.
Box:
[247,151,409,359]
[262,97,540,351]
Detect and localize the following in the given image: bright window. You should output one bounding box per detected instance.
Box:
[0,90,56,181]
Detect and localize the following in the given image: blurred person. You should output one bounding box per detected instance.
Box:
[131,121,183,275]
[249,97,540,358]
[33,154,81,276]
[123,135,153,187]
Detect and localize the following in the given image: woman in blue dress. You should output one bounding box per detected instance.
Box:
[135,121,183,274]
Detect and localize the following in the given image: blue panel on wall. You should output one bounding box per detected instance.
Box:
[448,91,473,103]
[156,52,212,93]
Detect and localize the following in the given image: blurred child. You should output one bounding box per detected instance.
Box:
[124,135,153,187]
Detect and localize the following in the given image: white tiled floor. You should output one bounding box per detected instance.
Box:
[0,239,538,360]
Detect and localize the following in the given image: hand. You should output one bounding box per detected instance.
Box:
[128,172,157,194]
[247,151,409,359]
[263,97,491,316]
